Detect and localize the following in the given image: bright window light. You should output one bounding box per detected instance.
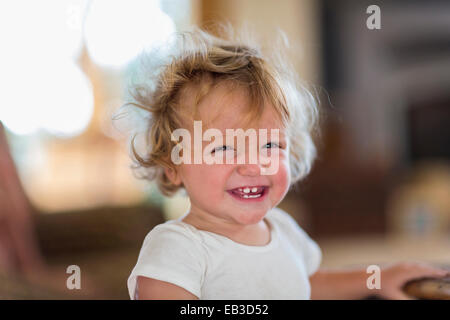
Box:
[0,0,87,62]
[84,0,176,69]
[40,60,94,137]
[0,58,94,137]
[0,0,93,137]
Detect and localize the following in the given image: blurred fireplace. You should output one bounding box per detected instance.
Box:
[321,0,450,171]
[299,0,450,237]
[407,96,450,163]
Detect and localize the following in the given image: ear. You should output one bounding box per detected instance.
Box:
[164,166,182,186]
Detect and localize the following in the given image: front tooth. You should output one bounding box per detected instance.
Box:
[243,195,249,198]
[251,187,257,193]
[243,188,250,193]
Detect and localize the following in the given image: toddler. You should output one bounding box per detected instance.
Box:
[126,28,448,300]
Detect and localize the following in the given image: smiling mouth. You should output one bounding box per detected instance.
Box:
[227,186,268,201]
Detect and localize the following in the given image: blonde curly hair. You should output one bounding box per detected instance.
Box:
[122,26,319,197]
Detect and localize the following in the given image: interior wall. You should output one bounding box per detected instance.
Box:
[200,0,322,85]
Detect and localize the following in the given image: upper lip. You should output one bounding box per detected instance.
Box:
[228,185,269,190]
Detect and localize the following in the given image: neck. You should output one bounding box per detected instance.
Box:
[180,207,269,237]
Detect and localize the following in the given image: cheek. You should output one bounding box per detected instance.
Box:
[180,164,230,196]
[275,160,290,186]
[271,155,291,194]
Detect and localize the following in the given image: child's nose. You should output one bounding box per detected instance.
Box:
[235,147,270,176]
[237,163,261,176]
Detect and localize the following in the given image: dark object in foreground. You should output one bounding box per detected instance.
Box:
[403,276,450,300]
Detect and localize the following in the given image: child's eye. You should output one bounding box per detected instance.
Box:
[264,142,280,149]
[211,145,233,154]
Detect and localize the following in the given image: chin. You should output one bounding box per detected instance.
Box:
[234,208,269,225]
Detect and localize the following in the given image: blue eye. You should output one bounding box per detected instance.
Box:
[264,142,280,149]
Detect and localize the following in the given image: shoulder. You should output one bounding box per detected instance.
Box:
[268,206,305,233]
[132,220,208,270]
[269,207,322,276]
[269,206,314,241]
[139,220,206,254]
[128,220,207,300]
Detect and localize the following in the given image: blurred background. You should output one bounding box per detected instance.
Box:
[0,0,449,299]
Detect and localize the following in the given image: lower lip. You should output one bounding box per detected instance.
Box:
[227,187,268,202]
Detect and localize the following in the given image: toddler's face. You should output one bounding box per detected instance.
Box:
[168,83,291,227]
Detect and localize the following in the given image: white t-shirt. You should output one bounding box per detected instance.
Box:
[127,207,322,300]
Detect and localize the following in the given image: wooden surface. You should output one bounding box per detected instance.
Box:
[318,235,450,268]
[403,277,450,300]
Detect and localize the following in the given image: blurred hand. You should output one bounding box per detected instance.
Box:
[0,120,45,274]
[380,262,449,300]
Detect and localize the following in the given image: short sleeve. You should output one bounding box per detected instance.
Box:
[272,207,322,276]
[127,223,206,299]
